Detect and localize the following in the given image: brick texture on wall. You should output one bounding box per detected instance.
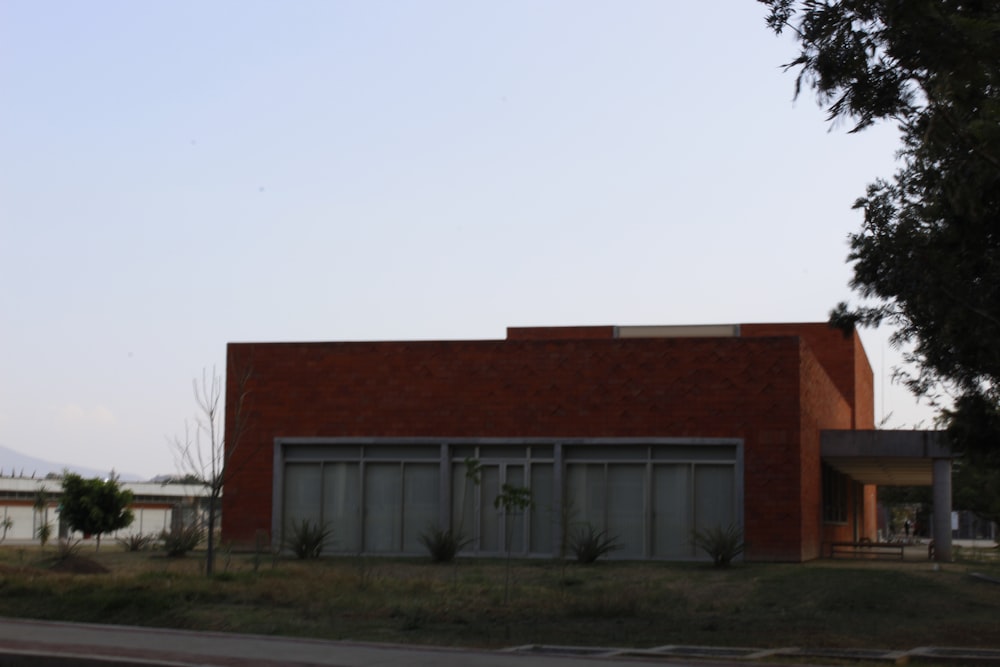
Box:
[798,339,853,560]
[223,323,871,561]
[741,323,874,429]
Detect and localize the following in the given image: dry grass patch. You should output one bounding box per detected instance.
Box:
[0,546,996,651]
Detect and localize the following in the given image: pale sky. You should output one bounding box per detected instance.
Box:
[1,1,938,479]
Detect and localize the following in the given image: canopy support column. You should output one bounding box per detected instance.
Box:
[932,458,952,562]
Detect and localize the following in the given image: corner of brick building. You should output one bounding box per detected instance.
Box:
[741,323,875,560]
[223,342,278,548]
[741,323,875,430]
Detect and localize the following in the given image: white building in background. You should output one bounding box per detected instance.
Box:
[0,475,211,543]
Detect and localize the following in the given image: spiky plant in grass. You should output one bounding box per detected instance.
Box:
[692,523,745,567]
[116,533,158,552]
[283,520,333,559]
[161,524,202,557]
[419,457,481,564]
[36,523,52,550]
[419,527,470,563]
[569,523,622,564]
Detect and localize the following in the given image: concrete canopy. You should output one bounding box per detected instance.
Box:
[821,429,955,561]
[821,430,951,486]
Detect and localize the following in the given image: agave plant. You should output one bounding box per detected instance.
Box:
[692,523,745,567]
[569,523,622,564]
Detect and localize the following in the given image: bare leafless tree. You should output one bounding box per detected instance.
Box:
[171,363,251,576]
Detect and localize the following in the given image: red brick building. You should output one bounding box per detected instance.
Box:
[222,322,886,562]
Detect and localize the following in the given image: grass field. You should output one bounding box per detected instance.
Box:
[0,544,997,652]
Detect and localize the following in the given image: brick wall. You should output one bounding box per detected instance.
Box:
[741,323,873,429]
[223,325,868,561]
[852,331,876,429]
[797,339,853,560]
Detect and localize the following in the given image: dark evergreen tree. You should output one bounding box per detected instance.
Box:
[761,1,1000,521]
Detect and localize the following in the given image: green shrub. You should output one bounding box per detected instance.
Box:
[36,523,52,549]
[54,538,82,562]
[692,523,745,567]
[283,520,332,559]
[161,524,202,557]
[116,533,157,552]
[569,523,622,564]
[418,527,468,563]
[0,516,13,543]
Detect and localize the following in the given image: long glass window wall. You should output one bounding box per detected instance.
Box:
[276,439,741,560]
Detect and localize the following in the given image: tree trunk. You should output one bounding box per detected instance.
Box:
[205,494,217,576]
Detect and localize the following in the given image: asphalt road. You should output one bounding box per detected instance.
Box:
[0,617,998,667]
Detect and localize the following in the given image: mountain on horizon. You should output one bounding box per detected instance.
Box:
[0,444,143,481]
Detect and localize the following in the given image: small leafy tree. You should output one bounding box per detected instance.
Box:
[493,483,532,604]
[59,472,134,551]
[33,487,51,548]
[0,516,12,543]
[36,522,52,549]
